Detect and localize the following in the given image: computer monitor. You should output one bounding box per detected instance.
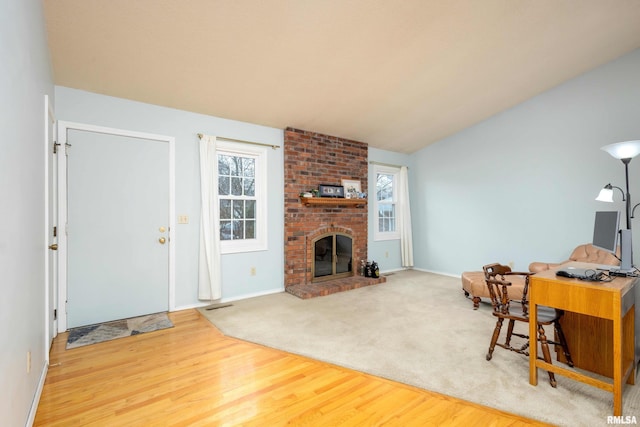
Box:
[592,210,633,274]
[592,211,620,255]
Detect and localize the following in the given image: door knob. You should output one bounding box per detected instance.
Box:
[48,243,58,251]
[159,237,166,244]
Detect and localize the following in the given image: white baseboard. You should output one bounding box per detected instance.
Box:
[26,362,48,426]
[411,267,461,278]
[173,287,285,311]
[379,267,410,275]
[220,287,285,303]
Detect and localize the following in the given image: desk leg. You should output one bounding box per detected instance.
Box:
[613,309,622,416]
[625,305,636,386]
[529,301,538,386]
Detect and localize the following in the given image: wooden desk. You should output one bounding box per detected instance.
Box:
[529,263,637,416]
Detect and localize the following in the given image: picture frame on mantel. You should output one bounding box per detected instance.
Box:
[341,179,361,199]
[318,184,344,198]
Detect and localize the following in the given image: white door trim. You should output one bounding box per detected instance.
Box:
[56,121,176,333]
[44,95,56,361]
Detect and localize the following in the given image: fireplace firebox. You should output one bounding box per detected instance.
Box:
[312,233,353,282]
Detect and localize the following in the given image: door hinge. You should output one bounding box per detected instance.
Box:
[53,226,57,237]
[53,309,57,320]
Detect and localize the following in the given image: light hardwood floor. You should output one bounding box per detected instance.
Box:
[35,309,549,426]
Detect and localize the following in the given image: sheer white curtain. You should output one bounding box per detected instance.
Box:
[198,135,222,300]
[398,166,414,267]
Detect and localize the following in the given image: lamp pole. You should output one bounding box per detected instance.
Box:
[623,158,632,230]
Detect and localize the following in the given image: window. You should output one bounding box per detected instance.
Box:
[217,141,267,253]
[374,165,400,241]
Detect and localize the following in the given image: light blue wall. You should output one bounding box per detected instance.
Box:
[55,87,285,306]
[367,147,414,272]
[412,49,640,275]
[1,0,53,425]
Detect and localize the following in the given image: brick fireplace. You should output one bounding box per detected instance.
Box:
[284,127,385,298]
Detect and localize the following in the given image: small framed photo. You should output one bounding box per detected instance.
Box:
[341,179,361,199]
[318,184,344,198]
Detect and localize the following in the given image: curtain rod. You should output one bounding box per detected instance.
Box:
[198,133,279,150]
[369,160,408,169]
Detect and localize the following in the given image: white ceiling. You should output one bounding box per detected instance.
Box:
[43,0,640,153]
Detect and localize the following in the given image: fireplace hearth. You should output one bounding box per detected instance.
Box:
[286,275,387,299]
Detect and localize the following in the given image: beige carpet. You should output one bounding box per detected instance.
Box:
[200,270,640,426]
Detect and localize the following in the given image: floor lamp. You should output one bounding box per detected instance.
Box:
[598,140,640,274]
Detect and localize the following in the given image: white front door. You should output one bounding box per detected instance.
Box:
[58,122,174,329]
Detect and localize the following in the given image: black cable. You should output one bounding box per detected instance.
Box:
[578,269,613,282]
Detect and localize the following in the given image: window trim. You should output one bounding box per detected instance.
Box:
[217,140,268,254]
[373,165,400,241]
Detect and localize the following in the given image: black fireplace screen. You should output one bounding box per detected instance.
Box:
[313,234,353,280]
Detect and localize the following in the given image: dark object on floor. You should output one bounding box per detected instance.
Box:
[205,303,233,311]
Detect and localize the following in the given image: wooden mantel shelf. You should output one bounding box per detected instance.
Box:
[300,196,367,207]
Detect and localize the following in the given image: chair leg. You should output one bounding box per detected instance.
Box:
[553,320,574,367]
[537,323,557,388]
[505,319,515,348]
[487,318,503,361]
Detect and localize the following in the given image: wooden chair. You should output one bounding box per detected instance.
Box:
[483,263,574,387]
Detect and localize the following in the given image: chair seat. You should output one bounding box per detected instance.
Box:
[534,306,561,323]
[498,303,560,324]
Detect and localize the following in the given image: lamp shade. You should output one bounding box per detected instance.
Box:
[595,186,614,202]
[601,140,640,160]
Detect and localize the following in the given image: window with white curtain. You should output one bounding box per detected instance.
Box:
[374,165,400,241]
[217,140,267,253]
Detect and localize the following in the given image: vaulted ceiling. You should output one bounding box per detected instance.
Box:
[43,0,640,153]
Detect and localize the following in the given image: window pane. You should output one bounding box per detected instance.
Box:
[232,220,244,239]
[220,221,231,240]
[219,176,230,195]
[233,200,244,219]
[379,204,394,218]
[378,204,396,232]
[228,156,240,176]
[377,173,394,202]
[245,220,255,239]
[218,155,231,175]
[220,199,231,219]
[244,178,255,196]
[243,158,255,177]
[245,200,256,218]
[231,177,243,196]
